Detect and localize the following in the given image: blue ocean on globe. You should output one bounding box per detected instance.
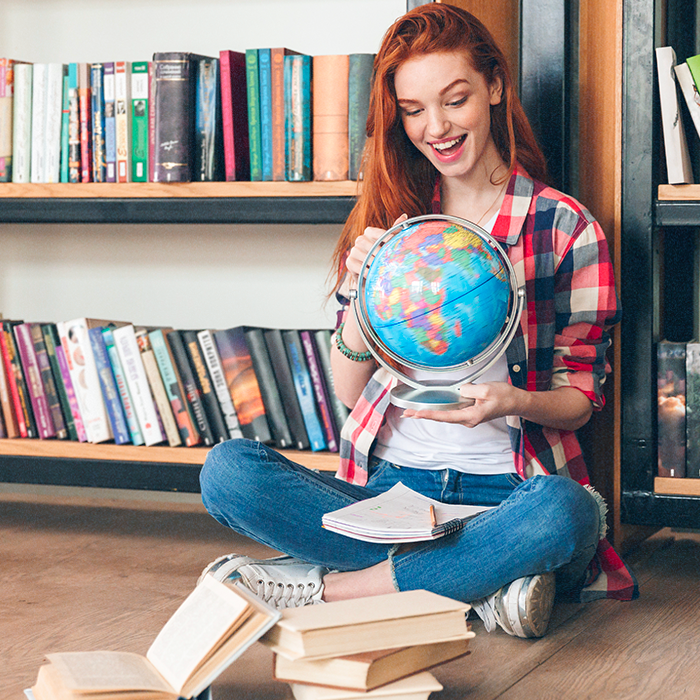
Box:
[363,218,511,369]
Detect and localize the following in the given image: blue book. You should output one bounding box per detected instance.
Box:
[90,63,106,182]
[194,57,223,181]
[258,48,273,181]
[284,54,312,181]
[59,68,70,182]
[103,62,117,182]
[282,329,327,451]
[89,327,131,444]
[245,49,262,181]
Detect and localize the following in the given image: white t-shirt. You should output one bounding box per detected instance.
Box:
[372,211,516,475]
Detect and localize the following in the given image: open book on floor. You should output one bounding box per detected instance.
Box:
[322,482,493,543]
[30,576,280,700]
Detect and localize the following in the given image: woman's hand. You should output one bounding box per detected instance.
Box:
[345,214,408,282]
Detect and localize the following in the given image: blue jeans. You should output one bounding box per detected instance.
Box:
[200,439,601,602]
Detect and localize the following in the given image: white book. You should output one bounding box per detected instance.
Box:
[112,324,165,446]
[30,63,47,183]
[674,62,700,140]
[656,46,694,184]
[115,61,131,182]
[44,62,64,183]
[57,319,113,444]
[12,63,32,183]
[290,672,443,700]
[197,329,243,438]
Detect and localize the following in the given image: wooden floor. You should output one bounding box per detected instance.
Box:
[2,489,700,700]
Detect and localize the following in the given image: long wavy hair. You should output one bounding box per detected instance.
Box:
[330,3,546,292]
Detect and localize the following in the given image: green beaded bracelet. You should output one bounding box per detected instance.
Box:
[335,321,374,362]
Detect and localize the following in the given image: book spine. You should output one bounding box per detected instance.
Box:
[657,340,686,477]
[313,54,349,181]
[0,324,29,437]
[300,330,338,451]
[67,63,80,183]
[90,63,106,182]
[197,329,244,439]
[270,48,290,181]
[43,62,64,183]
[103,62,117,182]
[30,323,67,439]
[149,328,201,447]
[11,63,32,183]
[686,342,700,478]
[14,323,55,439]
[30,63,47,183]
[148,61,156,182]
[245,49,262,181]
[165,330,215,446]
[153,52,195,182]
[182,330,229,443]
[102,327,144,445]
[89,327,131,444]
[78,62,92,182]
[313,328,349,431]
[135,329,182,447]
[258,49,273,181]
[283,330,327,451]
[285,55,312,182]
[194,57,223,181]
[7,322,37,438]
[131,61,149,182]
[41,324,78,441]
[59,66,70,182]
[219,50,249,182]
[348,53,374,181]
[51,326,87,441]
[115,61,131,183]
[0,58,13,182]
[0,321,19,437]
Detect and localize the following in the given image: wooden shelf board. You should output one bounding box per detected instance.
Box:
[0,439,338,471]
[658,184,700,201]
[0,181,360,199]
[654,477,700,497]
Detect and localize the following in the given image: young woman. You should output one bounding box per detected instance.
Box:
[199,4,637,638]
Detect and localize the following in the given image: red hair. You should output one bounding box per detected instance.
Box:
[330,3,546,292]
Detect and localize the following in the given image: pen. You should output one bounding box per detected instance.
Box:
[429,504,437,528]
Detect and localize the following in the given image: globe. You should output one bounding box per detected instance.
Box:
[352,214,523,409]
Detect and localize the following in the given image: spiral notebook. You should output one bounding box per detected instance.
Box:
[322,482,493,543]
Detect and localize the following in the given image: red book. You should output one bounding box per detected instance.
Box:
[78,62,92,182]
[219,50,249,181]
[0,321,30,438]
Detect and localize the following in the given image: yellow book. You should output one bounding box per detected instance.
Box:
[289,671,443,700]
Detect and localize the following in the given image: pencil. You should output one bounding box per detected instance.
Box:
[429,504,437,528]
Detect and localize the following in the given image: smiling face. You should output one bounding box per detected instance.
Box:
[394,51,504,184]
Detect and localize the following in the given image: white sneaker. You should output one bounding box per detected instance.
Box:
[197,552,303,586]
[237,561,328,609]
[471,572,555,638]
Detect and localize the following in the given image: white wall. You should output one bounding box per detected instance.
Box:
[0,0,407,330]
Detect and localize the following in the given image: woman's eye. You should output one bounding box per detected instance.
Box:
[447,96,468,107]
[402,108,422,117]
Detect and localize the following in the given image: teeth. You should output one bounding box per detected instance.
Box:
[433,136,463,151]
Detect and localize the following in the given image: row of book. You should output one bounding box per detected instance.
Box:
[0,317,350,453]
[0,51,374,185]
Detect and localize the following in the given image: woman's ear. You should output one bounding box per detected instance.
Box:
[489,76,504,106]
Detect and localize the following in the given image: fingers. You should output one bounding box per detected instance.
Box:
[346,214,408,279]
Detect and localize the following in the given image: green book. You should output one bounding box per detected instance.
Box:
[246,48,262,181]
[131,61,149,182]
[686,53,700,89]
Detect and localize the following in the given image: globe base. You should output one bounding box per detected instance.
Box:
[390,383,476,411]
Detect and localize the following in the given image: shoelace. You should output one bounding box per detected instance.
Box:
[254,578,319,609]
[470,595,499,633]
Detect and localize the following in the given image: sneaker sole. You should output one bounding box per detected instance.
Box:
[505,572,556,638]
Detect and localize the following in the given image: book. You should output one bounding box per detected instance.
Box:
[271,48,299,181]
[313,55,349,181]
[148,61,156,182]
[112,324,165,446]
[285,54,312,182]
[131,61,150,182]
[289,672,443,700]
[11,62,32,183]
[258,48,273,181]
[30,575,281,700]
[196,329,244,440]
[348,53,374,181]
[322,482,492,543]
[213,326,273,444]
[274,639,469,691]
[219,49,249,181]
[30,63,47,183]
[244,326,294,449]
[261,589,472,661]
[656,46,693,184]
[90,62,106,182]
[115,61,131,183]
[2,320,37,438]
[686,342,700,478]
[135,328,182,447]
[283,329,327,451]
[59,65,70,182]
[300,330,339,451]
[149,328,201,447]
[194,56,223,181]
[657,340,686,478]
[78,62,92,183]
[313,329,350,434]
[103,62,117,182]
[89,326,131,445]
[245,48,262,181]
[0,58,19,181]
[0,323,19,438]
[181,329,228,443]
[44,62,64,183]
[264,328,310,450]
[67,63,80,183]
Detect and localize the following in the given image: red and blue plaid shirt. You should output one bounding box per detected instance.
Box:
[334,166,637,602]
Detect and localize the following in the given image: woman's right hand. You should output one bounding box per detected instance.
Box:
[345,214,408,282]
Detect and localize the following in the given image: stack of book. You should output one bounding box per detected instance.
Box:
[262,590,474,700]
[0,318,349,453]
[0,51,374,185]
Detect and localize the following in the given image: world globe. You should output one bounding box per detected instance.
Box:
[352,214,524,409]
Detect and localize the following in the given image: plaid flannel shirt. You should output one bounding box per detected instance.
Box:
[334,166,637,602]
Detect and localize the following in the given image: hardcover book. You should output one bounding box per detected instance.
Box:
[0,58,20,182]
[11,62,32,183]
[67,63,80,183]
[59,65,70,182]
[0,321,34,438]
[78,62,92,183]
[348,53,374,181]
[115,61,131,183]
[289,673,443,700]
[43,62,64,183]
[194,57,224,181]
[313,329,350,434]
[90,62,106,182]
[258,48,273,181]
[245,48,262,181]
[270,48,299,181]
[219,49,249,181]
[0,323,19,438]
[103,62,117,182]
[686,341,700,478]
[30,63,48,183]
[284,54,312,182]
[657,340,686,477]
[131,61,149,182]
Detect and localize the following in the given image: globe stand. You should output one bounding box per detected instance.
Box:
[350,214,525,412]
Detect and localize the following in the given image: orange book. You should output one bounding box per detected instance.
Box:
[312,54,349,181]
